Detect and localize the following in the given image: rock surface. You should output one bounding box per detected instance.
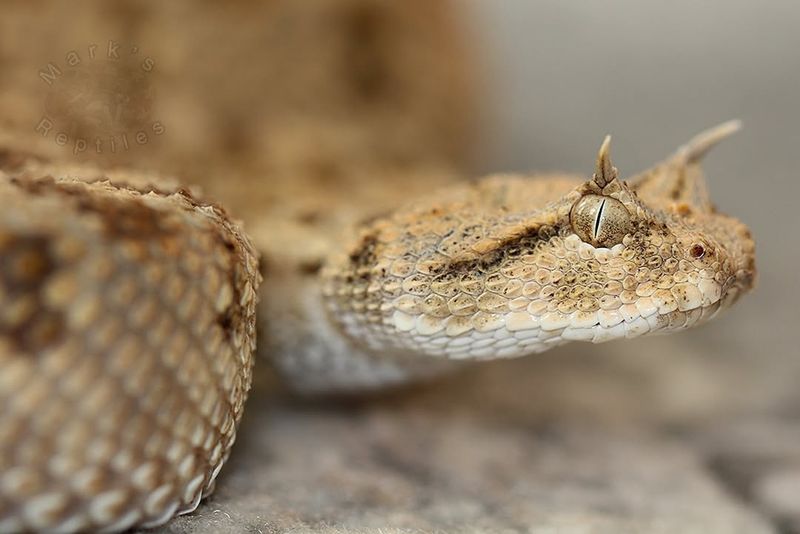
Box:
[699,418,800,534]
[141,359,778,534]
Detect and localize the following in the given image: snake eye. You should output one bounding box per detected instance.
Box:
[570,194,633,248]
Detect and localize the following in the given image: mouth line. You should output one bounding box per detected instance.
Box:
[384,281,744,362]
[553,300,724,344]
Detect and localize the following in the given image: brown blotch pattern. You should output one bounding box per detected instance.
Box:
[0,234,63,353]
[0,173,261,532]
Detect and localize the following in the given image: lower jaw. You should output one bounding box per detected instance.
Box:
[655,300,723,335]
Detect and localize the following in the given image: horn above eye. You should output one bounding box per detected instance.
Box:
[570,194,632,248]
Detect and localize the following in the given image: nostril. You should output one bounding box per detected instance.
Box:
[689,243,706,258]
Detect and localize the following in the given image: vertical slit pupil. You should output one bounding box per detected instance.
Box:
[593,198,606,238]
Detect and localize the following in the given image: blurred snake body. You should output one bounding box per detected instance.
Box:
[0,122,755,531]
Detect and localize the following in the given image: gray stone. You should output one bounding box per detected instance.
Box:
[755,470,800,534]
[698,418,800,534]
[144,368,774,534]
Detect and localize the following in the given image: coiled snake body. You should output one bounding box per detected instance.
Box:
[0,123,755,531]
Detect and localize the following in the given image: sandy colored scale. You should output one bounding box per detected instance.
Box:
[0,169,260,532]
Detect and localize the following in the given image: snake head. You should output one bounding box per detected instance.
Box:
[323,122,756,361]
[562,121,756,340]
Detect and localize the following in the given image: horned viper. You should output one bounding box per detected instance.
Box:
[0,122,755,531]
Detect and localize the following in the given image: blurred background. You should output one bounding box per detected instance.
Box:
[464,0,799,417]
[1,1,798,532]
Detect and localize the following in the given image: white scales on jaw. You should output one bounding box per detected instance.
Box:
[0,123,757,532]
[285,122,757,391]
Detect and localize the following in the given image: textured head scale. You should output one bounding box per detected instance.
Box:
[323,122,756,365]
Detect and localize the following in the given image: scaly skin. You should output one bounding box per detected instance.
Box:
[270,122,756,391]
[0,123,755,531]
[0,168,260,532]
